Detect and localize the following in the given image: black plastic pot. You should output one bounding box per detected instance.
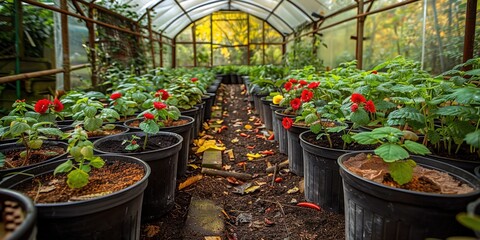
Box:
[260,97,273,131]
[0,155,150,240]
[270,104,286,142]
[93,132,183,221]
[273,110,294,154]
[253,93,268,119]
[338,151,480,239]
[194,102,206,138]
[179,107,199,140]
[0,141,68,179]
[287,124,309,176]
[428,153,479,174]
[203,93,216,121]
[0,189,36,240]
[299,131,350,213]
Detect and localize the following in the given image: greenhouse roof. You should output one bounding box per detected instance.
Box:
[120,0,333,38]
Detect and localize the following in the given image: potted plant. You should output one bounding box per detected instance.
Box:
[0,113,68,178]
[97,105,184,221]
[338,126,480,239]
[0,126,151,240]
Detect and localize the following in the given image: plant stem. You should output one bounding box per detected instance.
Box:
[143,134,148,150]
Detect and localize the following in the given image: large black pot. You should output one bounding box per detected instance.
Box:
[273,110,294,154]
[270,104,286,142]
[287,124,309,176]
[428,153,479,174]
[338,151,480,239]
[299,131,351,213]
[253,93,268,119]
[0,189,36,240]
[0,155,150,240]
[124,116,194,177]
[203,93,216,121]
[260,97,273,131]
[93,132,182,221]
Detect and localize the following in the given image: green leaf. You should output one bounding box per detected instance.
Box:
[465,130,480,148]
[168,106,181,120]
[140,121,159,134]
[350,108,370,126]
[38,127,63,137]
[375,143,409,162]
[84,118,103,132]
[305,113,318,125]
[28,139,43,149]
[352,132,379,144]
[89,156,105,168]
[9,122,30,136]
[457,213,480,231]
[80,146,94,158]
[125,144,140,151]
[54,160,73,175]
[80,164,91,173]
[102,124,116,130]
[67,169,89,188]
[0,153,5,168]
[69,146,83,160]
[83,106,97,118]
[327,125,347,133]
[310,122,322,134]
[403,140,431,155]
[388,160,416,185]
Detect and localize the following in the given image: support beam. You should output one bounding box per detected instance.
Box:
[87,3,97,87]
[172,38,176,68]
[463,0,477,68]
[60,0,71,91]
[147,9,156,68]
[355,0,365,69]
[193,22,197,67]
[14,0,23,98]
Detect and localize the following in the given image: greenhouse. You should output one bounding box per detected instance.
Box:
[0,0,479,239]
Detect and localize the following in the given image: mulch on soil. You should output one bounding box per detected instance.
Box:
[141,84,345,240]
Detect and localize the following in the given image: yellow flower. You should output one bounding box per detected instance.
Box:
[272,95,283,105]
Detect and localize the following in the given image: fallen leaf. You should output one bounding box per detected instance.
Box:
[287,186,299,194]
[232,182,252,195]
[246,145,255,149]
[39,185,56,193]
[244,185,260,194]
[216,120,224,124]
[244,124,252,130]
[230,138,239,143]
[264,218,274,226]
[202,122,210,130]
[226,177,243,185]
[196,140,226,154]
[204,237,222,240]
[188,164,200,169]
[178,174,203,190]
[246,152,262,160]
[223,165,232,170]
[255,181,267,186]
[260,150,274,155]
[299,179,305,193]
[144,225,160,237]
[225,149,235,160]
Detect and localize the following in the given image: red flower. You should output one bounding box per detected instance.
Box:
[110,92,122,100]
[351,93,366,104]
[153,101,167,110]
[144,112,154,120]
[284,82,293,91]
[53,98,64,112]
[34,99,52,114]
[131,140,137,145]
[191,77,198,82]
[371,70,378,74]
[282,117,293,130]
[307,82,320,89]
[155,89,170,100]
[300,89,313,102]
[299,80,308,86]
[351,103,359,112]
[289,78,297,83]
[290,98,301,110]
[364,100,376,113]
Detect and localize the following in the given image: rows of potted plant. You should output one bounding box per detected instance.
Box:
[0,66,222,239]
[268,56,480,238]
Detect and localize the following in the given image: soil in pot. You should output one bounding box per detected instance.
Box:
[343,153,475,194]
[1,145,66,169]
[13,160,145,203]
[94,135,179,154]
[302,131,376,151]
[126,118,190,128]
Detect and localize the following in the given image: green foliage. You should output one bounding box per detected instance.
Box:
[352,127,431,185]
[54,127,105,189]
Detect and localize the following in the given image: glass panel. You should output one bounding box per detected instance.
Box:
[69,18,88,65]
[264,24,283,43]
[364,0,475,74]
[196,44,211,67]
[249,45,263,65]
[230,2,269,19]
[274,1,308,27]
[249,17,263,43]
[162,45,172,68]
[144,37,153,69]
[268,15,293,35]
[195,16,211,42]
[71,67,92,90]
[212,12,248,46]
[177,24,193,42]
[154,41,160,68]
[318,20,356,69]
[164,16,191,38]
[265,45,283,65]
[213,46,247,65]
[176,44,194,67]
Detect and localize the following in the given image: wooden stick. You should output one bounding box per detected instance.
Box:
[266,160,289,173]
[201,168,253,180]
[271,163,277,186]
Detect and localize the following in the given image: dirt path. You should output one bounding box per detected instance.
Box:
[141,84,345,240]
